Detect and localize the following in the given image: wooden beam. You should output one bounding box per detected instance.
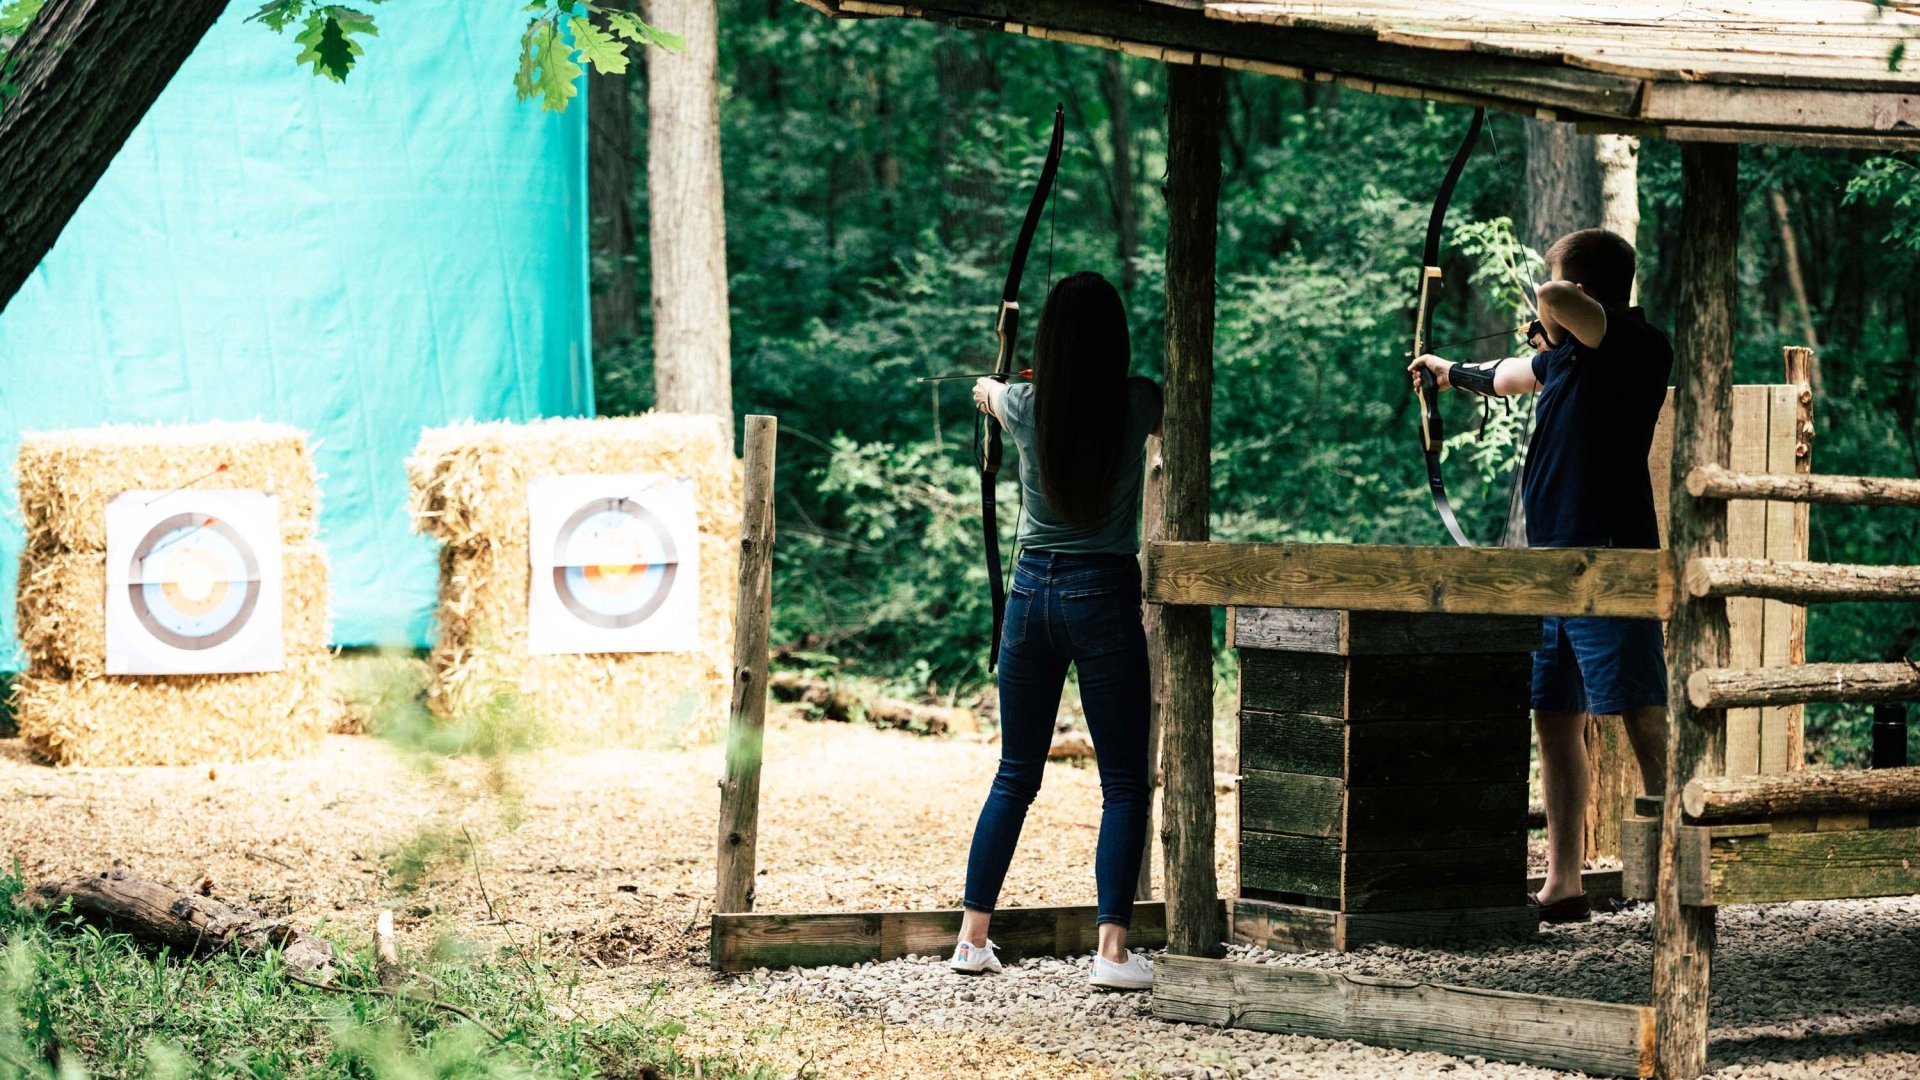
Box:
[1148,541,1670,618]
[1685,463,1920,507]
[710,901,1186,972]
[1687,661,1920,709]
[1683,766,1920,821]
[1231,607,1542,654]
[1159,60,1226,959]
[1653,140,1737,1080]
[716,415,779,914]
[1686,557,1920,604]
[1673,824,1920,906]
[1152,955,1655,1079]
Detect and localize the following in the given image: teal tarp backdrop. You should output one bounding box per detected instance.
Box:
[0,3,592,663]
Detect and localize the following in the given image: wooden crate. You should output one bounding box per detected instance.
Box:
[1232,607,1541,950]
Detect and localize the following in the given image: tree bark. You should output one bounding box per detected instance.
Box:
[1652,142,1737,1080]
[1138,432,1166,900]
[1521,119,1601,257]
[1100,51,1139,296]
[1160,63,1225,959]
[0,0,230,313]
[1685,463,1920,508]
[590,2,642,348]
[644,0,732,417]
[1683,765,1920,821]
[1689,661,1920,710]
[1685,558,1920,604]
[1595,134,1641,298]
[717,416,778,914]
[20,869,337,977]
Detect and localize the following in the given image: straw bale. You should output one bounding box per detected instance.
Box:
[11,652,337,767]
[15,542,331,681]
[408,414,741,747]
[14,422,319,553]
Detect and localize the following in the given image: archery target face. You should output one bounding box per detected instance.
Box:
[104,489,284,675]
[526,474,700,654]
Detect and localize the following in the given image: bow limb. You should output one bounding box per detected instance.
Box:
[979,104,1065,672]
[1413,106,1485,548]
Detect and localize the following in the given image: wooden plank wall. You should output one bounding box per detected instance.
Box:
[1649,385,1804,777]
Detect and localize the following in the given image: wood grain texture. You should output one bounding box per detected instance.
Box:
[716,416,778,914]
[710,901,1183,971]
[1232,607,1541,655]
[1685,825,1920,906]
[1346,654,1533,721]
[21,870,336,977]
[1688,661,1920,709]
[1240,769,1345,838]
[1342,844,1526,912]
[1151,955,1655,1079]
[1148,542,1670,618]
[1230,897,1535,953]
[1239,710,1344,776]
[1239,650,1346,718]
[1239,831,1340,899]
[1344,782,1528,852]
[1682,766,1920,821]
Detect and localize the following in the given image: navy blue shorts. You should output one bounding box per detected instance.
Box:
[1532,616,1668,715]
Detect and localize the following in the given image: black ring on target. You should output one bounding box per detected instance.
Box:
[127,511,262,651]
[550,497,679,629]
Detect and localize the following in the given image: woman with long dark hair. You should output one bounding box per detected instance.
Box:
[950,271,1163,991]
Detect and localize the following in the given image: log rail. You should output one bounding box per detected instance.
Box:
[1685,557,1920,604]
[1682,765,1920,821]
[1686,464,1920,508]
[1687,661,1920,709]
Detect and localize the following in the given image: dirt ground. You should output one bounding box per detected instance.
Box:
[3,711,1915,1078]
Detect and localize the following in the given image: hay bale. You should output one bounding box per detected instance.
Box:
[14,422,319,553]
[10,422,337,766]
[11,654,336,767]
[408,414,741,747]
[16,542,330,681]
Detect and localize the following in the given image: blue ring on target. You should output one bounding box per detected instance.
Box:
[550,497,679,629]
[127,512,262,651]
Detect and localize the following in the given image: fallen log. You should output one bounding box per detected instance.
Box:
[768,671,979,735]
[18,868,336,978]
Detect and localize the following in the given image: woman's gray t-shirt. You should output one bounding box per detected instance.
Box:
[998,377,1163,555]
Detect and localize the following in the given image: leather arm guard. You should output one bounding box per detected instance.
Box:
[1449,360,1499,397]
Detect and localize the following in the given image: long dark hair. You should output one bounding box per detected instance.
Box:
[1031,271,1131,530]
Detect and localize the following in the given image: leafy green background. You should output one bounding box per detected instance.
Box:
[590,5,1920,764]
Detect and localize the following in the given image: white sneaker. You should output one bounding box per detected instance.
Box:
[948,939,1002,974]
[1089,949,1153,991]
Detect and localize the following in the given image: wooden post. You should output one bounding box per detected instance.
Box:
[1159,62,1226,958]
[1783,345,1814,773]
[1138,432,1167,901]
[1653,143,1736,1080]
[716,415,779,915]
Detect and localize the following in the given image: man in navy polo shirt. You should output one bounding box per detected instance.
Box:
[1408,228,1673,924]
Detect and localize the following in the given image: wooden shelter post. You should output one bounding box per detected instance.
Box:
[1652,144,1737,1079]
[1159,62,1226,958]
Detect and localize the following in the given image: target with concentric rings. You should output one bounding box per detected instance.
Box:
[550,497,680,629]
[128,512,263,650]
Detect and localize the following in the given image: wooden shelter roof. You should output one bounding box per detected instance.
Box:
[797,1,1920,148]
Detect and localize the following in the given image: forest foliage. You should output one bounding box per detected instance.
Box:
[586,4,1920,762]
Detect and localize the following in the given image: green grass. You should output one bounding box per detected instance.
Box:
[0,873,778,1080]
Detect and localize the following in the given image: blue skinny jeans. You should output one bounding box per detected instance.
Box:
[963,551,1152,928]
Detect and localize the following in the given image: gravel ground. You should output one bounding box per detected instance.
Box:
[4,712,1916,1078]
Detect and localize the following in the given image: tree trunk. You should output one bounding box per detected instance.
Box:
[644,0,732,417]
[1100,51,1139,296]
[1689,661,1920,710]
[590,2,642,349]
[1521,119,1601,256]
[1160,63,1225,959]
[0,0,230,313]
